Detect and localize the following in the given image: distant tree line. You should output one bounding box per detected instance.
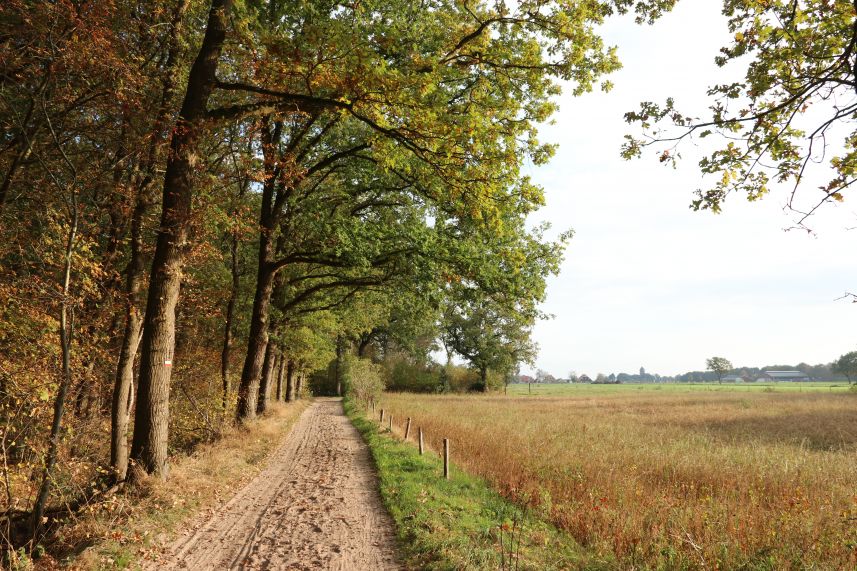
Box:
[677,362,847,383]
[521,360,852,385]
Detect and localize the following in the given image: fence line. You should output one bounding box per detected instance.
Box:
[369,405,449,479]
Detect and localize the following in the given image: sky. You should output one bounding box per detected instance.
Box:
[523,1,857,378]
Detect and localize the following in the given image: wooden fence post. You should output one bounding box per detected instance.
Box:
[380,409,385,423]
[443,438,450,479]
[418,428,424,455]
[372,400,376,414]
[404,417,411,440]
[389,414,393,432]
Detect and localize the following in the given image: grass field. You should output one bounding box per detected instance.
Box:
[377,385,857,570]
[507,381,852,396]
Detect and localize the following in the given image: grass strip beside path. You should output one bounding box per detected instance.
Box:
[345,399,591,571]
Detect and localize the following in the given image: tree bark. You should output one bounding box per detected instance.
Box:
[235,267,274,422]
[285,359,295,402]
[295,371,304,399]
[221,230,239,411]
[31,185,78,540]
[235,119,282,423]
[130,0,232,479]
[275,352,285,401]
[110,190,146,481]
[256,342,275,414]
[112,0,190,478]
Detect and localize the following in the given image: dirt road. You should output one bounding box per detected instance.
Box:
[145,398,400,570]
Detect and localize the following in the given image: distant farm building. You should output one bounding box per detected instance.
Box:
[757,370,810,382]
[722,374,745,383]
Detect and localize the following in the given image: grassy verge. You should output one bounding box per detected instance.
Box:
[51,400,309,570]
[344,399,596,571]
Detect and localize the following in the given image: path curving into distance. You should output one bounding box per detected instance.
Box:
[145,398,400,571]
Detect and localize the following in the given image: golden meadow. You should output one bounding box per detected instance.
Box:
[378,386,857,569]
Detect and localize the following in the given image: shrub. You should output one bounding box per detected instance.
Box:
[342,355,385,407]
[445,365,480,392]
[381,354,439,392]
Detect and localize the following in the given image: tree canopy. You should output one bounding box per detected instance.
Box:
[706,356,733,383]
[622,0,857,229]
[832,350,857,384]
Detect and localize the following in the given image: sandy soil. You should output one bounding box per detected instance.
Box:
[144,398,400,570]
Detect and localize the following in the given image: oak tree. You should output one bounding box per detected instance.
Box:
[623,1,857,228]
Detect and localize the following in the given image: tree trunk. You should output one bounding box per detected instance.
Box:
[295,371,304,399]
[275,352,285,401]
[130,0,232,479]
[334,336,343,397]
[31,187,78,540]
[235,118,282,423]
[256,342,275,414]
[112,0,189,479]
[480,366,488,392]
[235,267,274,422]
[221,231,239,412]
[357,333,373,358]
[285,360,295,402]
[110,190,147,481]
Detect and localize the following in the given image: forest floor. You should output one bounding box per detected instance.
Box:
[141,398,400,570]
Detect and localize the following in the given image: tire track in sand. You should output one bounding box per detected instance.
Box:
[145,398,400,570]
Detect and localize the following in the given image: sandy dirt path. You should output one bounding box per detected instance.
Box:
[145,398,400,570]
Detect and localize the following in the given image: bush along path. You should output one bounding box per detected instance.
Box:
[345,399,588,571]
[142,398,400,570]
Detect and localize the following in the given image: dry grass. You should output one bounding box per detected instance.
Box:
[48,400,309,570]
[379,390,857,570]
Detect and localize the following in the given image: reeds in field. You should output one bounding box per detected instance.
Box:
[381,390,857,570]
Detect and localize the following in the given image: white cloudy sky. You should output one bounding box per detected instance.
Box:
[524,1,857,378]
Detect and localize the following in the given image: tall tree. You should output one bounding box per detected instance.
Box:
[131,0,233,479]
[441,219,567,390]
[443,295,538,391]
[110,0,191,483]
